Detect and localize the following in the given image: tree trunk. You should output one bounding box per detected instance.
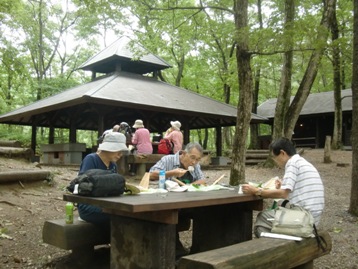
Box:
[273,0,295,141]
[249,0,263,150]
[331,6,343,150]
[230,0,253,185]
[349,0,358,216]
[284,0,336,138]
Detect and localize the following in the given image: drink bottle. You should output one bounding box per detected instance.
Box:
[158,170,166,189]
[65,202,74,224]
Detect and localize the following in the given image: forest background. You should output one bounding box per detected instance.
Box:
[0,0,357,213]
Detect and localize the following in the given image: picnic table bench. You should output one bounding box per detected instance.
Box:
[292,137,317,148]
[178,230,332,269]
[42,216,191,261]
[42,218,109,261]
[117,153,165,177]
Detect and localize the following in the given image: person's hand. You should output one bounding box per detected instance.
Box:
[173,168,187,178]
[241,184,255,195]
[275,178,282,189]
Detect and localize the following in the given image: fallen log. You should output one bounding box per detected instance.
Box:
[0,147,33,159]
[0,140,22,148]
[0,170,52,183]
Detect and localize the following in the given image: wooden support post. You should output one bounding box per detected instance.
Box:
[324,136,332,163]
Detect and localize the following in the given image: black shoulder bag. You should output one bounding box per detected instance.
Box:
[67,169,126,197]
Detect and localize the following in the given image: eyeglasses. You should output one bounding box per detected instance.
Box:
[189,155,201,163]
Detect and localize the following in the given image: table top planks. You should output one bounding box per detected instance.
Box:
[63,188,262,214]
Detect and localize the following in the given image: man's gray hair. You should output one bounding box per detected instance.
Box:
[185,142,203,155]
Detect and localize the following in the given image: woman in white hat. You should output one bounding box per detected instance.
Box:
[77,132,128,229]
[164,120,183,154]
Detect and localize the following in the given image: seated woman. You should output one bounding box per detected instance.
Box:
[77,132,128,230]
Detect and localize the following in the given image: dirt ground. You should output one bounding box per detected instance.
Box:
[0,149,357,269]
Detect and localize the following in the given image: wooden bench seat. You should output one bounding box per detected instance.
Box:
[119,154,165,177]
[292,137,317,148]
[42,218,109,259]
[178,231,331,269]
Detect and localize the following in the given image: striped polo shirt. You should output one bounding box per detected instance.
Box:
[281,154,325,224]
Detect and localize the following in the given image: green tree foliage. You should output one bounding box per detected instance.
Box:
[0,0,354,161]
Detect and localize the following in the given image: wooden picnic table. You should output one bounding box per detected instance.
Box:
[63,188,263,269]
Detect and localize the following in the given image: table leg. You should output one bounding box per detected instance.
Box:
[110,215,176,269]
[190,203,253,253]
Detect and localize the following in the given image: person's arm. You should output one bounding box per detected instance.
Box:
[132,131,138,145]
[164,129,172,139]
[149,168,188,180]
[241,184,290,199]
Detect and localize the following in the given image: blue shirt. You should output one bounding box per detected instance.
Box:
[78,153,117,175]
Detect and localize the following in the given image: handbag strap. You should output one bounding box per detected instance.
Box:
[281,199,290,208]
[313,224,328,252]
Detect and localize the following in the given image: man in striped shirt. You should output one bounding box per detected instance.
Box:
[242,137,325,237]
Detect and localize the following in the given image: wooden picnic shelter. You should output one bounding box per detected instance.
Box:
[257,89,353,148]
[0,36,267,157]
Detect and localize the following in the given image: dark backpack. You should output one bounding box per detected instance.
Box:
[67,169,126,197]
[157,139,174,154]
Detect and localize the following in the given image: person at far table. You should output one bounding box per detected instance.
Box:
[149,141,205,185]
[131,119,153,154]
[164,120,183,154]
[241,137,325,238]
[118,121,133,145]
[130,119,153,175]
[97,124,120,144]
[77,132,128,231]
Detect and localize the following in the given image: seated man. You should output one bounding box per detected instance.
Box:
[149,142,206,258]
[149,141,205,185]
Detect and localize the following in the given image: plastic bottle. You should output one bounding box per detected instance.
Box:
[65,202,74,224]
[158,170,166,189]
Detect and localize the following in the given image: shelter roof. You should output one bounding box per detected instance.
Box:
[257,89,352,118]
[0,71,268,132]
[78,36,171,75]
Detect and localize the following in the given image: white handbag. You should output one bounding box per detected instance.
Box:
[271,200,314,238]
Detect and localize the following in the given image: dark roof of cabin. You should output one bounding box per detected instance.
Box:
[0,71,268,131]
[79,36,172,75]
[257,89,352,118]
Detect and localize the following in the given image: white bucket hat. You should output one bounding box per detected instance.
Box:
[170,121,181,131]
[133,119,144,129]
[98,132,128,152]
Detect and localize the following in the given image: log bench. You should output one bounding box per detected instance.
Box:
[178,230,332,269]
[42,219,109,260]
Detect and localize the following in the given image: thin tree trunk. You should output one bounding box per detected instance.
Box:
[331,6,343,149]
[349,0,358,216]
[249,0,263,150]
[230,0,253,185]
[285,0,336,138]
[273,0,295,141]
